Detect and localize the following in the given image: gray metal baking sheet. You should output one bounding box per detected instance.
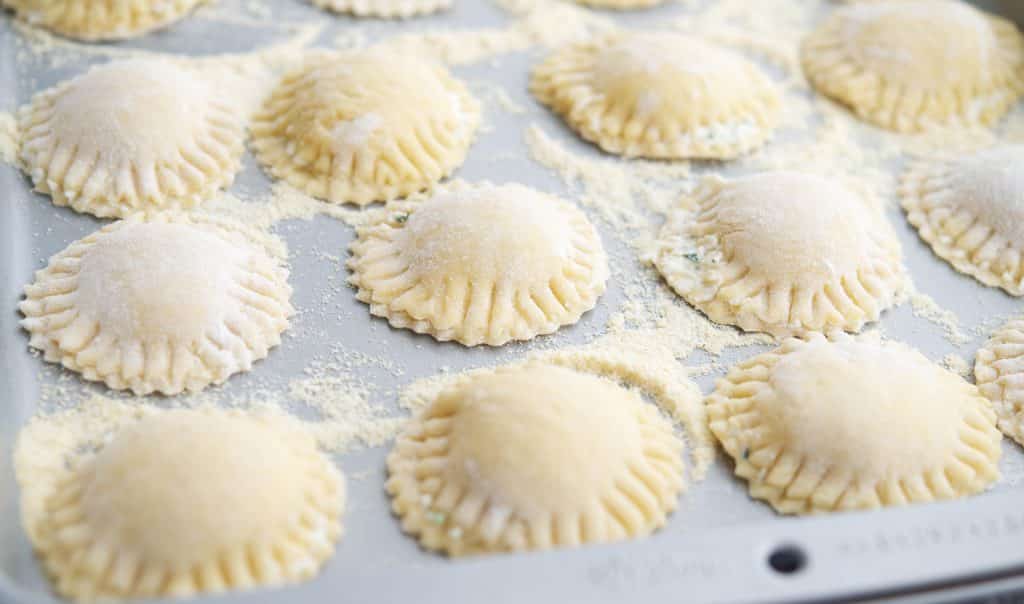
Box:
[3,1,1024,603]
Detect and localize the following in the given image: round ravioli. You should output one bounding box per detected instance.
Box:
[901,145,1024,296]
[19,213,294,396]
[707,334,1002,515]
[531,32,781,160]
[347,183,608,346]
[801,0,1024,132]
[251,50,480,206]
[18,59,245,218]
[387,363,685,555]
[976,318,1024,446]
[3,0,203,40]
[652,171,906,337]
[34,409,344,601]
[310,0,450,17]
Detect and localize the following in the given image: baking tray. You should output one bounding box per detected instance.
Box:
[4,1,1024,602]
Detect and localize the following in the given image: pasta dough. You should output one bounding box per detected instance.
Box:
[2,0,204,40]
[976,318,1024,446]
[347,183,608,346]
[801,0,1024,132]
[386,363,684,555]
[652,171,906,337]
[707,334,1002,515]
[33,409,344,601]
[251,50,480,206]
[310,0,451,18]
[901,145,1024,296]
[19,213,293,395]
[18,58,245,218]
[531,32,780,160]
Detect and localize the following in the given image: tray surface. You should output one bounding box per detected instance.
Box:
[2,1,1024,603]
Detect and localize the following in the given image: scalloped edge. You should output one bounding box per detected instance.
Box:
[530,32,781,160]
[800,2,1024,132]
[17,59,246,218]
[707,333,1003,515]
[34,409,345,601]
[4,0,205,41]
[975,317,1024,446]
[18,212,295,396]
[899,150,1024,296]
[385,361,685,555]
[652,174,907,337]
[346,182,609,346]
[250,51,481,206]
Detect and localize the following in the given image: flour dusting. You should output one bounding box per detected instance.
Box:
[290,358,406,451]
[941,353,971,377]
[908,285,971,346]
[9,0,1024,555]
[372,0,614,65]
[200,183,377,232]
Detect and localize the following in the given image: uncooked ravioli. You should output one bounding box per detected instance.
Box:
[801,0,1024,131]
[18,58,245,218]
[901,145,1024,296]
[2,0,204,40]
[310,0,451,17]
[975,318,1024,446]
[652,171,906,337]
[531,31,780,160]
[386,363,684,555]
[19,213,293,396]
[347,183,608,346]
[707,333,1002,515]
[251,49,480,206]
[32,409,344,602]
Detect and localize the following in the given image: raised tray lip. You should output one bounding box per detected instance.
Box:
[3,3,1024,604]
[4,489,1024,604]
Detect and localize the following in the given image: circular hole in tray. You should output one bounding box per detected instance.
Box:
[767,544,807,575]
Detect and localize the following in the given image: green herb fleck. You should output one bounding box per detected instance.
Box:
[428,511,446,525]
[395,213,409,224]
[741,447,750,460]
[683,252,700,263]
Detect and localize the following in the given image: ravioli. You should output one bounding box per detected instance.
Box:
[33,409,344,601]
[347,183,608,346]
[387,363,684,555]
[18,59,245,218]
[652,171,906,337]
[801,0,1024,131]
[531,31,780,159]
[901,145,1024,296]
[976,318,1024,446]
[707,334,1002,514]
[19,213,293,395]
[251,50,480,206]
[310,0,451,17]
[3,0,204,40]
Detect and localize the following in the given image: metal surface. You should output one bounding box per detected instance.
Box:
[2,1,1024,603]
